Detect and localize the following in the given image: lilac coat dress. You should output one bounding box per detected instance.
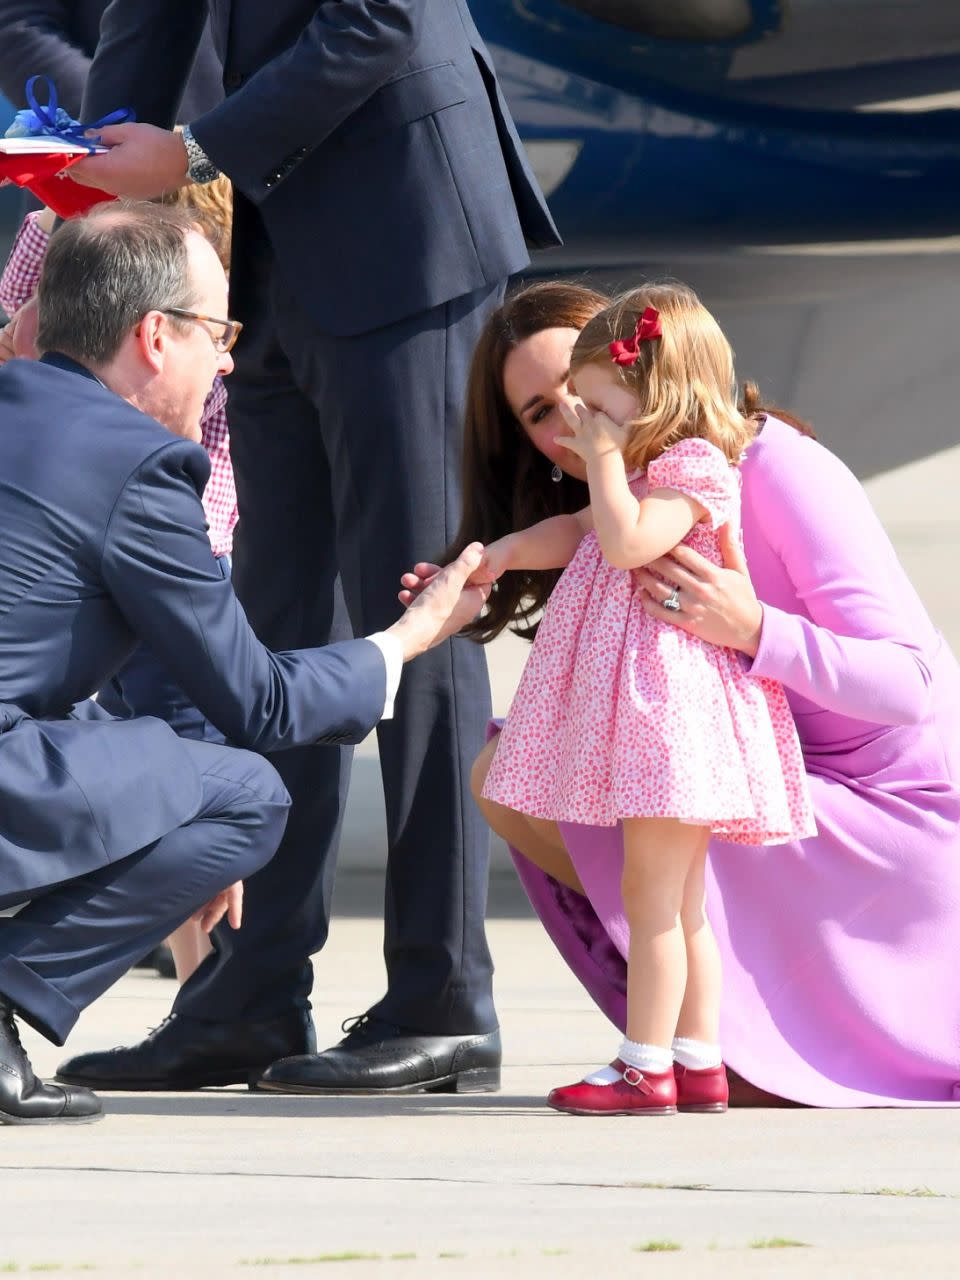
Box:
[506,416,960,1106]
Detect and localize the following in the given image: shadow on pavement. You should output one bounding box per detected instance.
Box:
[99,1093,549,1119]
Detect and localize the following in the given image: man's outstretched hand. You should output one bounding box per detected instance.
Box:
[387,543,489,660]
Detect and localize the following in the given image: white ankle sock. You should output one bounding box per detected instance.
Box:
[583,1039,675,1084]
[672,1037,722,1070]
[583,1063,622,1085]
[618,1038,673,1075]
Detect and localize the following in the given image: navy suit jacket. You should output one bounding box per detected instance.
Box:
[0,354,387,905]
[82,0,560,335]
[0,0,222,119]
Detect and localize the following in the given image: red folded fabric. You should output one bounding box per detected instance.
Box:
[0,151,115,219]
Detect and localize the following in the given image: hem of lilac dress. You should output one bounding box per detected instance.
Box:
[510,844,960,1109]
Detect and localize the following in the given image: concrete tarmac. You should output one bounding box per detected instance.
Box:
[4,902,960,1280]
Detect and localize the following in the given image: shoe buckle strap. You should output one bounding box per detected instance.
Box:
[622,1066,654,1093]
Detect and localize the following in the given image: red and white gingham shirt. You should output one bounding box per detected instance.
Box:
[1,212,239,557]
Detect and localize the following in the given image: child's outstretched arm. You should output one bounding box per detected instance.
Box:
[469,511,591,584]
[0,207,57,317]
[557,403,704,570]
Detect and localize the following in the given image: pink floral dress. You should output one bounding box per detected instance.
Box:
[482,437,815,845]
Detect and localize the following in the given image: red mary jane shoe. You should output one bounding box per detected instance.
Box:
[673,1062,728,1113]
[548,1061,677,1116]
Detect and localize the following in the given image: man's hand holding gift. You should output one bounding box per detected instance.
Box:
[71,124,190,198]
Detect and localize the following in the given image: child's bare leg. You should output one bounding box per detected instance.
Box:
[470,737,584,894]
[622,818,709,1051]
[675,844,721,1045]
[166,921,213,985]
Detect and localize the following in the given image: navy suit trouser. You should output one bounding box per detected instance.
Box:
[0,741,290,1046]
[174,209,500,1036]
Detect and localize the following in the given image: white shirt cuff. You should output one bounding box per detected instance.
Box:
[364,631,404,720]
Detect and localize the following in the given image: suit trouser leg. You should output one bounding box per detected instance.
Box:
[177,200,500,1032]
[0,741,289,1046]
[174,235,353,1024]
[275,280,503,1035]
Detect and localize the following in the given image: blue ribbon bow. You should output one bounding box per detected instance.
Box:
[5,75,134,149]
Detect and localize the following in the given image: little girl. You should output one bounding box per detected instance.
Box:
[478,284,815,1116]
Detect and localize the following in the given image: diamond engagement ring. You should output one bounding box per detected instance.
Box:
[662,586,681,612]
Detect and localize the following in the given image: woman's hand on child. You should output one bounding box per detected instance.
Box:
[636,523,763,657]
[555,400,627,464]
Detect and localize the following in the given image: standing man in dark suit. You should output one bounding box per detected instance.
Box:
[0,0,221,120]
[62,0,559,1094]
[0,201,490,1124]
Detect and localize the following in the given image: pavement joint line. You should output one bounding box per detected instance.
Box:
[2,1166,957,1200]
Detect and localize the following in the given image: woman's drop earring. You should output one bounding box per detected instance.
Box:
[551,463,563,483]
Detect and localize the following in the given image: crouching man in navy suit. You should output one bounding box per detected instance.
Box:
[0,202,489,1126]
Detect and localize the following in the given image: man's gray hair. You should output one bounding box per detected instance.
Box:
[37,201,200,366]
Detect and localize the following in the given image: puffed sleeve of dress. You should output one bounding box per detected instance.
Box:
[646,437,739,530]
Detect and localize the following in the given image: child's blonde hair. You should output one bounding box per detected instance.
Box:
[158,143,233,271]
[570,283,755,470]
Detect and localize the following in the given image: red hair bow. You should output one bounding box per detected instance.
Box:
[609,306,662,366]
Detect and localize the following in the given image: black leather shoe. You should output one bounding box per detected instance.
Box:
[56,1008,316,1091]
[259,1015,501,1095]
[0,999,102,1125]
[152,944,177,980]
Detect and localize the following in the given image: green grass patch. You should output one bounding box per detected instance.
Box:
[873,1187,944,1198]
[633,1241,682,1253]
[749,1239,809,1250]
[437,1253,466,1260]
[628,1180,710,1192]
[241,1256,381,1267]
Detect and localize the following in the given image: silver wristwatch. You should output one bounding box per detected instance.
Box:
[181,124,221,185]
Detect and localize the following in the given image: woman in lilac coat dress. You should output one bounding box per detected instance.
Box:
[419,281,960,1107]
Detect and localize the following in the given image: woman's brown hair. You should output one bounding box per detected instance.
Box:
[451,281,813,645]
[448,281,609,643]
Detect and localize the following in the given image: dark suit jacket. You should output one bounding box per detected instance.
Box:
[83,0,560,335]
[0,353,387,905]
[0,0,222,119]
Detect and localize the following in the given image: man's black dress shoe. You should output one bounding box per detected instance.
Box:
[56,1008,316,1091]
[259,1015,501,1095]
[0,998,102,1125]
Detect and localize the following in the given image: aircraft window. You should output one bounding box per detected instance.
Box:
[558,0,754,41]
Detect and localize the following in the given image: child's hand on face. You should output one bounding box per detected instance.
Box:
[556,400,628,464]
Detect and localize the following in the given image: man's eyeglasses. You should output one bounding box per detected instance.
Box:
[162,308,243,354]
